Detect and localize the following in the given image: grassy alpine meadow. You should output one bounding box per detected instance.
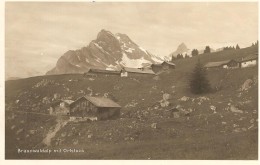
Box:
[5,46,258,159]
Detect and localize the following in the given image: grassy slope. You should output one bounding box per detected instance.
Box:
[5,46,258,159]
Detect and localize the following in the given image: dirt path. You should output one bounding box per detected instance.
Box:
[42,117,69,146]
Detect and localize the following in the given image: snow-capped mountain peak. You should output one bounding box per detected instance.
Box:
[46,29,163,75]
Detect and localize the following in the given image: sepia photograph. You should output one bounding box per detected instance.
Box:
[4,1,258,160]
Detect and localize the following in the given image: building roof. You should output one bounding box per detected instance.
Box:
[238,55,258,63]
[71,96,121,108]
[204,60,232,68]
[163,61,176,66]
[88,68,121,74]
[151,63,162,67]
[123,67,155,75]
[152,61,176,67]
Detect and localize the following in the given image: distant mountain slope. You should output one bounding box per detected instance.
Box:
[167,43,218,60]
[46,29,163,75]
[166,43,191,60]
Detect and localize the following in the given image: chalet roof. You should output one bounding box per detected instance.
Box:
[163,61,176,66]
[88,68,121,74]
[204,60,232,68]
[151,63,162,66]
[123,67,155,75]
[141,63,153,68]
[71,96,121,108]
[238,55,258,63]
[151,61,175,67]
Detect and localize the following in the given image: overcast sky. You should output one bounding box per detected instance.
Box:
[5,2,258,78]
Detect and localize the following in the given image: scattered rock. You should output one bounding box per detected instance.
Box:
[16,128,23,135]
[73,139,79,145]
[241,79,253,91]
[125,100,138,108]
[233,128,242,133]
[88,134,93,138]
[11,125,16,130]
[33,79,55,88]
[53,93,61,100]
[250,119,255,124]
[152,86,157,90]
[29,130,36,134]
[222,122,227,125]
[151,123,157,129]
[210,105,217,113]
[230,105,243,113]
[248,124,254,130]
[163,93,170,100]
[160,100,170,107]
[160,93,171,107]
[180,96,189,102]
[238,117,246,121]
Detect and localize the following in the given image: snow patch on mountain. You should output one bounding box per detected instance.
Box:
[120,53,151,68]
[151,54,163,63]
[139,47,148,55]
[106,64,120,70]
[93,42,109,54]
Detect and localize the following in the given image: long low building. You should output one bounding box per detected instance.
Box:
[204,60,239,69]
[151,61,176,73]
[237,55,258,68]
[120,67,155,77]
[204,54,258,69]
[84,67,156,77]
[84,68,121,76]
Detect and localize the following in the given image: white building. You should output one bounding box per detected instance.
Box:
[238,55,258,68]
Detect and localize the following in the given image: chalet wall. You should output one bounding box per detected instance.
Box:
[127,72,155,77]
[70,98,98,118]
[97,107,120,120]
[121,71,128,77]
[241,60,257,68]
[70,98,121,120]
[152,66,162,73]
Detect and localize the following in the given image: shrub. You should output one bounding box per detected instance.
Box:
[189,59,211,94]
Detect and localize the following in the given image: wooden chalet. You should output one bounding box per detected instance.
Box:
[151,61,176,73]
[69,96,121,120]
[237,55,258,68]
[120,67,155,77]
[204,60,239,69]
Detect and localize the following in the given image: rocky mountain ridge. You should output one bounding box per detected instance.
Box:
[46,29,163,75]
